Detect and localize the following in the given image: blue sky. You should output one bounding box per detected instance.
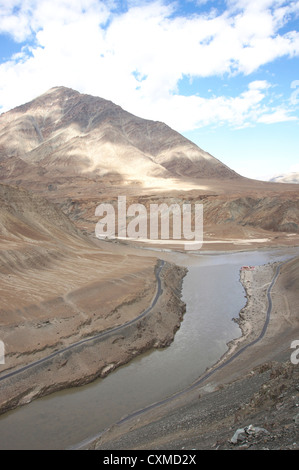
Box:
[0,0,298,180]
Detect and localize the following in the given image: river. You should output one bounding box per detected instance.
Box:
[0,247,297,449]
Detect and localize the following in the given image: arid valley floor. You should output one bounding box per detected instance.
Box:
[0,87,298,450]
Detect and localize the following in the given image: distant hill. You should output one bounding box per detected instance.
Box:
[270,172,299,184]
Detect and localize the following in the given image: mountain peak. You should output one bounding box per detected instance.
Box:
[42,86,80,96]
[0,87,239,186]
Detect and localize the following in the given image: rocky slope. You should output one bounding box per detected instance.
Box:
[92,360,299,451]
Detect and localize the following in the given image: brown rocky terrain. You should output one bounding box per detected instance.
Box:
[0,183,186,413]
[0,88,298,449]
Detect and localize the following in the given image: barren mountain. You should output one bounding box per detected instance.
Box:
[0,86,236,184]
[0,87,298,246]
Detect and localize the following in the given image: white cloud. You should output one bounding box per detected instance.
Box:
[123,80,275,131]
[257,108,298,123]
[0,0,110,40]
[0,0,298,132]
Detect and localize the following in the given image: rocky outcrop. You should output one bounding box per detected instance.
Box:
[230,424,270,445]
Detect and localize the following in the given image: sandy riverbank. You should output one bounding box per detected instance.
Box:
[216,262,280,362]
[89,254,299,450]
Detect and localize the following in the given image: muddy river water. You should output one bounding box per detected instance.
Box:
[0,247,297,449]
